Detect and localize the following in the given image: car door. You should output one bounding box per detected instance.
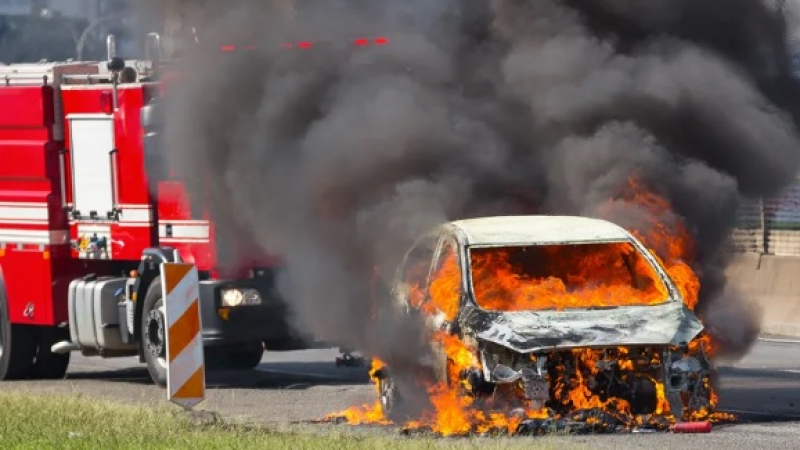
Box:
[422,234,465,383]
[390,232,440,314]
[424,235,463,325]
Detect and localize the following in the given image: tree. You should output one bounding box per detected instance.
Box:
[0,15,103,64]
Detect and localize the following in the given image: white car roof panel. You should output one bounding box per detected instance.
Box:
[449,215,633,246]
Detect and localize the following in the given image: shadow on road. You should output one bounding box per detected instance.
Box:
[63,361,371,390]
[716,366,800,423]
[50,360,800,425]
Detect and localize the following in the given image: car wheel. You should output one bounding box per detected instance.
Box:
[684,373,714,418]
[377,369,406,423]
[141,277,167,387]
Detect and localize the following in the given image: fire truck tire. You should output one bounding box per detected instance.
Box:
[32,327,70,379]
[0,284,36,379]
[0,323,36,380]
[141,278,168,387]
[224,343,264,370]
[204,343,264,370]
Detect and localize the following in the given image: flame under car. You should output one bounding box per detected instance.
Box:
[376,215,714,426]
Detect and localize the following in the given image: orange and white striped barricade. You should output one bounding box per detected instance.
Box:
[161,262,205,409]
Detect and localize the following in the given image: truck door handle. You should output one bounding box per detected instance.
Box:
[109,149,120,218]
[58,149,68,210]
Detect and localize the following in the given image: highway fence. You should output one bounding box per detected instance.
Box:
[730,177,800,256]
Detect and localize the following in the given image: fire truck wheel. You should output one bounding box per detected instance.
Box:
[224,343,264,370]
[142,278,168,387]
[31,327,70,379]
[0,319,36,380]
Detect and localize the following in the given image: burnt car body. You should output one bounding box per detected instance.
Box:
[376,215,713,422]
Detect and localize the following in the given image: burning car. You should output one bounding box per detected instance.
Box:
[373,215,716,431]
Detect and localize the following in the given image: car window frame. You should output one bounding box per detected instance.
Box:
[392,231,441,309]
[421,233,464,318]
[464,239,676,313]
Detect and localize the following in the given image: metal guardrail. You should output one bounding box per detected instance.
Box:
[731,177,800,256]
[2,74,49,86]
[61,74,112,83]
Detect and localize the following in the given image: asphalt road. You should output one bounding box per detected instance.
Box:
[3,339,800,448]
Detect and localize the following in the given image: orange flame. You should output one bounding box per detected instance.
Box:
[324,358,388,425]
[599,177,701,311]
[470,242,669,312]
[408,332,550,436]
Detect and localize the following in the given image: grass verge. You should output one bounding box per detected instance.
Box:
[0,392,580,450]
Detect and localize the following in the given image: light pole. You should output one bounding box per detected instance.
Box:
[76,14,124,61]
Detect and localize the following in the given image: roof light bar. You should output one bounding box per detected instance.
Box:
[224,37,390,53]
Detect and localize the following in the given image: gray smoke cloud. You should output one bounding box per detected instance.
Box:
[157,0,800,367]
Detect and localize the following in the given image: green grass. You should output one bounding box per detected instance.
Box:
[0,392,580,450]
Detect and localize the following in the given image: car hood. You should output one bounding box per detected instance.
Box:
[461,301,704,354]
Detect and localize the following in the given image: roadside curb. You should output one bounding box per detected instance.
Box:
[758,336,800,344]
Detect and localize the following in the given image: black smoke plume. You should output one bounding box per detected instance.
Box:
[156,0,800,369]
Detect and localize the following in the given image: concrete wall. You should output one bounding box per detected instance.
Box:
[726,253,800,337]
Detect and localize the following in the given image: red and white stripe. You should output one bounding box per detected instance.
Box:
[0,202,63,246]
[0,229,69,246]
[75,223,111,236]
[0,202,213,245]
[0,202,49,225]
[158,220,210,244]
[66,204,154,227]
[117,204,153,226]
[0,202,155,224]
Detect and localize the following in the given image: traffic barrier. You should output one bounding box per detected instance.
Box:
[728,177,800,338]
[726,253,800,338]
[161,262,205,409]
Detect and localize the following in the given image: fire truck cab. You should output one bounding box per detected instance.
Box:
[0,35,303,386]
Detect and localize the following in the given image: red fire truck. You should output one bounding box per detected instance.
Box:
[0,34,311,386]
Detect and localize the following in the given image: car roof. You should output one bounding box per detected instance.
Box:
[447,215,634,246]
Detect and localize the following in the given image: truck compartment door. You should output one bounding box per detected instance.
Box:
[67,114,117,220]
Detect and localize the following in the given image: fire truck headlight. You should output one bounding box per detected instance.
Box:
[221,288,262,307]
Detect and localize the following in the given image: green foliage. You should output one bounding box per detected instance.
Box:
[0,14,107,63]
[0,392,577,450]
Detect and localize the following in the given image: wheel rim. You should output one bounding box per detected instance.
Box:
[145,300,167,369]
[379,377,394,415]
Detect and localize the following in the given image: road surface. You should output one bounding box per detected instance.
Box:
[3,339,800,448]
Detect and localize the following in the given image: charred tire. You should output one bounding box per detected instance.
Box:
[683,372,714,418]
[141,277,168,387]
[0,299,36,380]
[223,343,264,370]
[32,327,70,379]
[377,371,406,423]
